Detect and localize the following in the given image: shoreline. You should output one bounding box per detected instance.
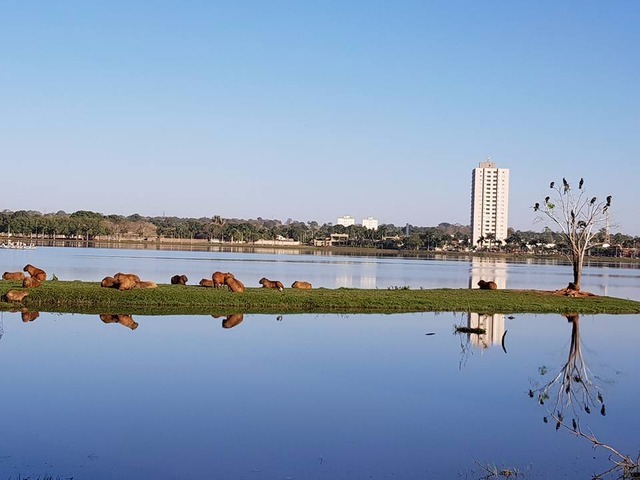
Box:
[3,234,640,266]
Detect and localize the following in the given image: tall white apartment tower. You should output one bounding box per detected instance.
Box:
[471,159,510,248]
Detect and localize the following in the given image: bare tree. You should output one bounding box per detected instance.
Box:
[534,178,611,292]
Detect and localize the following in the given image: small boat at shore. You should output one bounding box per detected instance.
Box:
[0,240,36,250]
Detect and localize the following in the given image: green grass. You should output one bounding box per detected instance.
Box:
[2,281,640,315]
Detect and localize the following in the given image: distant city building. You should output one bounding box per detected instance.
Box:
[362,216,379,230]
[337,215,355,227]
[470,159,510,248]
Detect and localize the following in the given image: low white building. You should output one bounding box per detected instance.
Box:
[337,215,355,227]
[362,216,379,230]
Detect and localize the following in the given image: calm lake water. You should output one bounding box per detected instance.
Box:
[1,247,639,479]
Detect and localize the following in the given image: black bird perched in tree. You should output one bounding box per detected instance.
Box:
[545,196,550,203]
[590,197,597,204]
[550,181,555,189]
[579,178,584,189]
[534,203,540,211]
[563,178,569,192]
[570,210,575,222]
[606,195,612,206]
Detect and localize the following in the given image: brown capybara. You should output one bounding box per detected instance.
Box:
[114,272,141,283]
[259,277,284,291]
[224,275,245,293]
[212,271,231,288]
[101,276,118,288]
[113,273,140,291]
[21,309,39,323]
[132,281,157,289]
[2,271,26,281]
[22,277,42,288]
[291,280,312,290]
[222,313,244,329]
[99,314,139,330]
[23,264,46,282]
[477,280,498,290]
[199,278,214,287]
[116,276,137,291]
[171,274,188,285]
[2,290,30,302]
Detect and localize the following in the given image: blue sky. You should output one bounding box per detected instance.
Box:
[2,1,638,234]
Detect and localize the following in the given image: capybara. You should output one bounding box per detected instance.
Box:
[23,264,46,282]
[2,271,26,281]
[477,280,498,290]
[199,278,214,287]
[222,313,244,329]
[259,277,284,291]
[114,272,141,282]
[99,314,139,330]
[22,277,42,288]
[101,276,118,288]
[132,281,157,289]
[113,273,140,291]
[171,274,188,285]
[21,309,39,323]
[291,280,312,290]
[2,290,29,302]
[212,271,231,288]
[224,275,245,293]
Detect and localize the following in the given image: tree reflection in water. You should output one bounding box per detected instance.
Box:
[529,314,639,479]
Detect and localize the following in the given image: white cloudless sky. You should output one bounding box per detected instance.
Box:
[1,1,639,234]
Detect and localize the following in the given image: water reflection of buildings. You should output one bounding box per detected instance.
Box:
[469,257,508,290]
[335,274,377,289]
[466,313,506,349]
[465,259,508,349]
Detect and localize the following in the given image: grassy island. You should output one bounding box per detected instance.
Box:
[2,281,640,316]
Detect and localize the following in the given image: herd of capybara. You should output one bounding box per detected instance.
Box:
[1,262,317,304]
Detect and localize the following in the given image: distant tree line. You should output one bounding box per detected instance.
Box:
[1,209,638,255]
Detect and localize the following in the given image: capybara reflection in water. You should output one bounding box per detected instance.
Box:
[99,314,139,330]
[221,313,244,329]
[21,309,40,323]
